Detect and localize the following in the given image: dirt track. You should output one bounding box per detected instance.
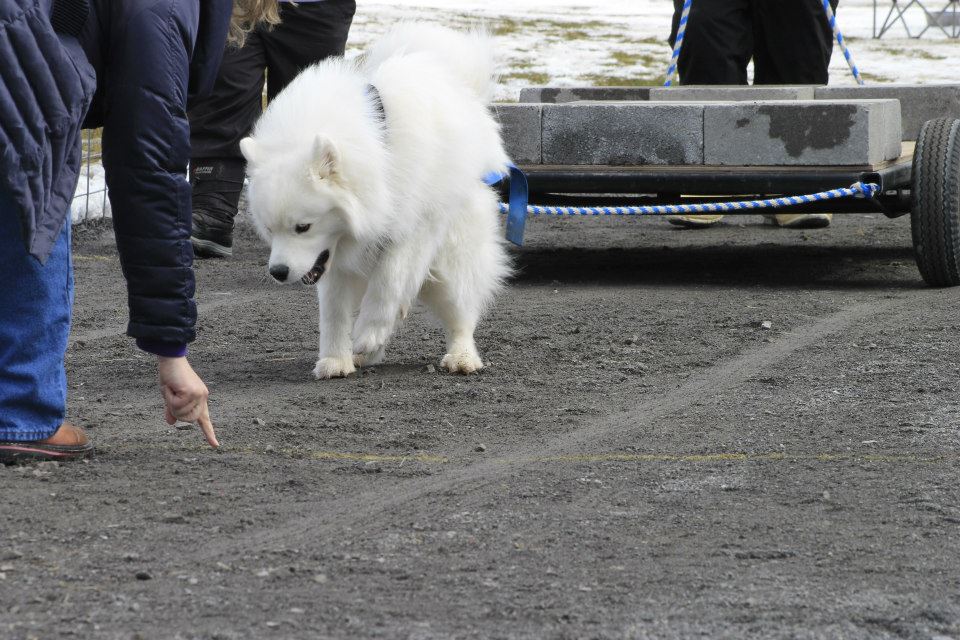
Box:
[3,212,960,639]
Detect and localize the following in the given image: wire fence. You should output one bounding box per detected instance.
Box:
[73,128,109,224]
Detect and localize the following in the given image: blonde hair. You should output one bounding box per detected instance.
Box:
[229,0,283,47]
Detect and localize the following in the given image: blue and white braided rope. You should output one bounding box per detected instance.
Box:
[497,182,878,217]
[822,0,865,86]
[664,0,692,87]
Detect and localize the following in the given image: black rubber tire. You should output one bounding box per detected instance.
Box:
[911,117,960,287]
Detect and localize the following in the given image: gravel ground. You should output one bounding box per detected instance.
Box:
[3,211,960,639]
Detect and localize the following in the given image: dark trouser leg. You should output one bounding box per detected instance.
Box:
[670,0,752,85]
[189,31,267,159]
[752,0,837,84]
[187,33,267,257]
[262,0,356,98]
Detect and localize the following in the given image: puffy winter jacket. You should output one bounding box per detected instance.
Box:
[1,0,231,350]
[0,0,95,262]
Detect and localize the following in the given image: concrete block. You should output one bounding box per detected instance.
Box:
[650,85,816,102]
[492,104,542,164]
[704,100,902,166]
[542,103,704,165]
[816,84,960,141]
[518,86,652,104]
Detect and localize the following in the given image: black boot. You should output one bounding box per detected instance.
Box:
[190,158,246,258]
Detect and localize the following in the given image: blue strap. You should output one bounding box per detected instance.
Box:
[483,163,529,246]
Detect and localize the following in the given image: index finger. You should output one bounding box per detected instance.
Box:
[197,410,220,449]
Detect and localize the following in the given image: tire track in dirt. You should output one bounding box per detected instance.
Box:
[196,293,920,560]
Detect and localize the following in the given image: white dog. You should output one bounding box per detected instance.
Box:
[240,24,512,379]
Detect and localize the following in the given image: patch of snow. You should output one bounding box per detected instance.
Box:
[72,161,110,224]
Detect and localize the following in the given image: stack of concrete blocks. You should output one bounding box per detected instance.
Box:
[499,84,960,168]
[813,85,960,141]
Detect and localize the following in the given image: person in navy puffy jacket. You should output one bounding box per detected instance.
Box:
[0,0,269,461]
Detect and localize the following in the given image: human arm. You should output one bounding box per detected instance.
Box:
[99,1,227,446]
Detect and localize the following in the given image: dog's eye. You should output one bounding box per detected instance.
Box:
[295,223,311,234]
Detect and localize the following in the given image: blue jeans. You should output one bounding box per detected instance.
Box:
[0,192,73,441]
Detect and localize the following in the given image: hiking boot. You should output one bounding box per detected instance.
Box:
[189,158,246,259]
[0,422,94,463]
[192,208,236,258]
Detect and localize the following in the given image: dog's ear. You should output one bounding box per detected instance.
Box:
[239,137,259,165]
[309,135,341,181]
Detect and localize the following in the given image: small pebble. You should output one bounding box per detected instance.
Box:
[253,418,265,426]
[425,364,436,374]
[135,571,152,581]
[475,444,487,453]
[760,321,772,330]
[313,573,328,584]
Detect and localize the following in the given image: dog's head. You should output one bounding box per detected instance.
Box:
[241,134,358,285]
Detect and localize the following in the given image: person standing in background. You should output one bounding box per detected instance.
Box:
[188,0,357,258]
[666,0,840,229]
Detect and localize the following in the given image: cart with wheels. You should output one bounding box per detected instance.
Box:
[498,110,960,288]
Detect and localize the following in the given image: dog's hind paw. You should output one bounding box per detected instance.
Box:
[312,356,356,380]
[441,351,484,375]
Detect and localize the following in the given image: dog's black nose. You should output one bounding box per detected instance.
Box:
[269,264,289,282]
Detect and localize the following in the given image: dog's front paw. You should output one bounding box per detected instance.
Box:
[353,345,386,368]
[441,350,484,375]
[352,320,393,361]
[312,355,356,380]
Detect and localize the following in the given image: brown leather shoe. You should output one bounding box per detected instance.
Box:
[0,422,94,463]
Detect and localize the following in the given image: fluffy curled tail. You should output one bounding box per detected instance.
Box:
[362,23,496,101]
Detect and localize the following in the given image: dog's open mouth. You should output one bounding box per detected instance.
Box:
[301,250,330,285]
